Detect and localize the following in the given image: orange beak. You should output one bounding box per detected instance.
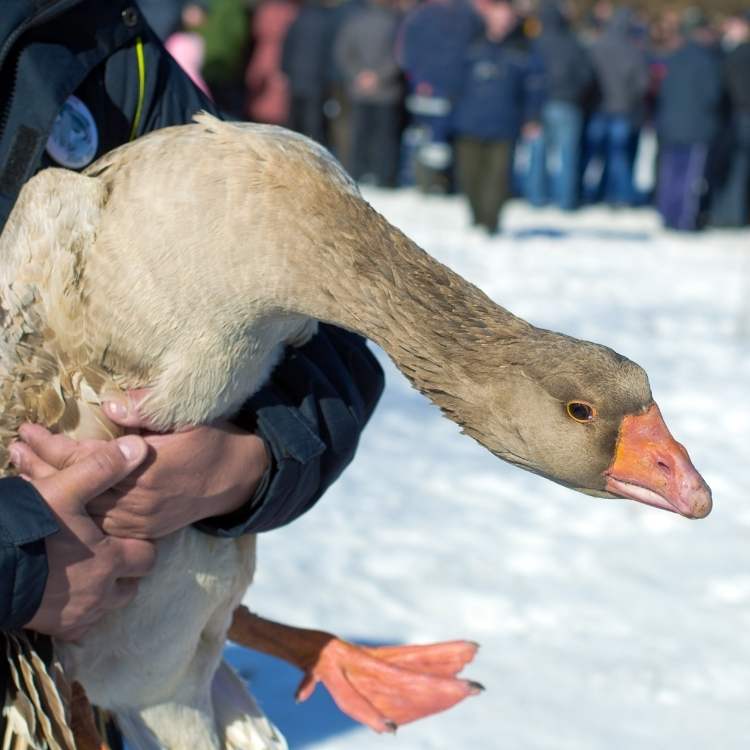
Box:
[605,403,712,519]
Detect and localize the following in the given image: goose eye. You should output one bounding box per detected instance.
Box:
[566,401,596,423]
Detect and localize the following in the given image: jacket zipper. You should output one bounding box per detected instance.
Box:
[0,0,89,135]
[0,0,82,70]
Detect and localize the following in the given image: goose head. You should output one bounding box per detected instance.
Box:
[458,330,712,519]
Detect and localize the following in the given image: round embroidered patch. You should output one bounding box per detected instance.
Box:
[45,95,99,169]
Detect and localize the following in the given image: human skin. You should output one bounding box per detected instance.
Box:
[16,435,157,641]
[13,392,270,540]
[12,391,270,638]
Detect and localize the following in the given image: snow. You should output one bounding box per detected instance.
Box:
[233,191,750,749]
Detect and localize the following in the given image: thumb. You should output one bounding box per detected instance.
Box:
[102,388,162,431]
[35,436,148,510]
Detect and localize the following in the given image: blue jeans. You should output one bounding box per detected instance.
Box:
[542,101,584,210]
[583,112,640,205]
[522,133,547,207]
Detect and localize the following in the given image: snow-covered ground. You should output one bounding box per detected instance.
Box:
[233,192,750,750]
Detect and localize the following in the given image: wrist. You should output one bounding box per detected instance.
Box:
[209,432,270,518]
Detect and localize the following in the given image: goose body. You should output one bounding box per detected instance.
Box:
[0,114,712,749]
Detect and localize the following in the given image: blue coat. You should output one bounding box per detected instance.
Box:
[398,0,481,99]
[0,0,384,632]
[454,32,545,141]
[657,40,724,146]
[281,2,342,98]
[535,1,595,106]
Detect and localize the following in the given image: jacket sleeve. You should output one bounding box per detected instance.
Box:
[196,325,384,535]
[125,31,386,536]
[0,478,58,630]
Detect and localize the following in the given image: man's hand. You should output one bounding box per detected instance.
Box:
[355,70,379,95]
[14,391,270,540]
[11,434,156,641]
[521,121,542,140]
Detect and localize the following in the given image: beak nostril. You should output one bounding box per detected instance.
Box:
[656,460,671,476]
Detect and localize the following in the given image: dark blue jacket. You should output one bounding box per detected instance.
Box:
[281,0,350,98]
[0,0,384,631]
[535,1,594,106]
[657,40,724,145]
[725,41,750,115]
[397,0,481,100]
[588,9,650,123]
[454,31,545,141]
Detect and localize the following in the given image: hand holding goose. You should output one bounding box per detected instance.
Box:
[0,114,711,749]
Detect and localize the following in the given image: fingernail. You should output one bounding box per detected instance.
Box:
[8,446,21,467]
[116,436,142,461]
[17,423,33,440]
[105,400,128,419]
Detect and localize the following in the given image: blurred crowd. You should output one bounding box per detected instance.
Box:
[140,0,750,234]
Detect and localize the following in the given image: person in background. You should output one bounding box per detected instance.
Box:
[514,1,546,207]
[200,0,250,117]
[533,0,595,210]
[325,0,366,172]
[582,0,613,42]
[334,0,403,187]
[650,7,682,59]
[710,11,750,228]
[646,8,683,127]
[655,8,722,231]
[584,7,649,206]
[396,0,480,192]
[453,0,543,234]
[245,0,300,124]
[281,0,342,147]
[165,3,212,98]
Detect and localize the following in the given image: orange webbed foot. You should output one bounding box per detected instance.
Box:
[295,638,483,733]
[227,607,483,733]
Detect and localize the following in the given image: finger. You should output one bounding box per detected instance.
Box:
[88,488,126,535]
[18,423,81,469]
[96,514,153,541]
[36,436,149,508]
[56,626,92,643]
[8,441,57,480]
[106,578,140,612]
[115,537,157,578]
[103,389,163,431]
[56,608,106,642]
[86,489,121,518]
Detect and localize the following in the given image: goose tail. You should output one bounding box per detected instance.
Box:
[212,660,287,750]
[2,632,76,750]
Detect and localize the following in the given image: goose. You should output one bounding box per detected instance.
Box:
[0,113,712,750]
